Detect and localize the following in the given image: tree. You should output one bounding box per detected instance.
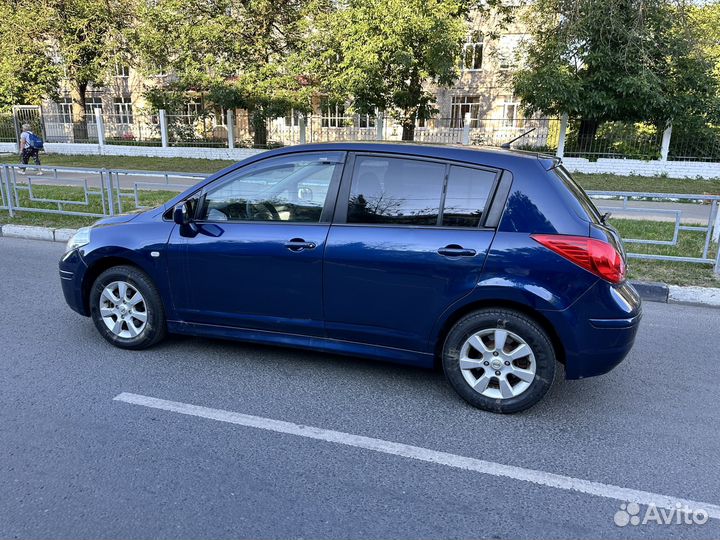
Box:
[0,1,59,111]
[306,0,466,140]
[46,0,131,141]
[690,1,720,84]
[134,0,314,146]
[513,0,719,150]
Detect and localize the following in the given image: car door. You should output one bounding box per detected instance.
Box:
[323,153,500,352]
[167,151,345,336]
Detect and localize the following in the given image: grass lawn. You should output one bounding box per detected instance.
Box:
[0,184,176,229]
[575,172,720,195]
[610,218,720,287]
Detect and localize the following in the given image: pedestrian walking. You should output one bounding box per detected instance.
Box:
[19,123,44,175]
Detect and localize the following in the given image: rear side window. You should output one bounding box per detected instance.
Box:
[442,166,496,227]
[347,156,497,227]
[347,156,445,226]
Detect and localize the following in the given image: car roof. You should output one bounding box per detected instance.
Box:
[262,142,559,171]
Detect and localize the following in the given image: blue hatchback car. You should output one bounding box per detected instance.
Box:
[60,143,641,413]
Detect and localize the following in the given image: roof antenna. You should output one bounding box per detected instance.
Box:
[500,127,536,149]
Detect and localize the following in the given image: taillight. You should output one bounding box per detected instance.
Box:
[531,234,626,284]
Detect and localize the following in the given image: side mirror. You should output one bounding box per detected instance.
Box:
[173,202,191,225]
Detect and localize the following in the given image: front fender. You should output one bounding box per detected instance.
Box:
[77,218,177,318]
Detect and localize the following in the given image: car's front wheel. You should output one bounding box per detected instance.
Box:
[89,265,166,350]
[442,309,556,413]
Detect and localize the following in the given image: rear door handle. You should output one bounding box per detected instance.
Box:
[437,245,477,257]
[285,238,316,252]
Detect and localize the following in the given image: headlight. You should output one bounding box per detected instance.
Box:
[66,226,92,252]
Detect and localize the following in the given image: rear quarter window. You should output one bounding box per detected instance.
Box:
[552,166,602,224]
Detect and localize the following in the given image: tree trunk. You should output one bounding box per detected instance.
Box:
[578,119,599,153]
[70,83,88,142]
[251,108,268,147]
[401,112,416,141]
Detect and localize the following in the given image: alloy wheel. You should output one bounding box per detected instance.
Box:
[458,328,536,399]
[99,281,148,339]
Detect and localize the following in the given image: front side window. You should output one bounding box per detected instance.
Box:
[347,157,445,226]
[199,152,344,223]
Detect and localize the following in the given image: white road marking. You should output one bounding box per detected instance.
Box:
[114,392,720,519]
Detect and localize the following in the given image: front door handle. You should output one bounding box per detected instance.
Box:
[437,245,477,257]
[285,238,317,252]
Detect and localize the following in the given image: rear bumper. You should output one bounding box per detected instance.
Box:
[542,280,642,380]
[59,249,89,316]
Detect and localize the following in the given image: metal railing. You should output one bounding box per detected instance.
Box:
[1,165,718,274]
[0,164,207,218]
[588,190,720,273]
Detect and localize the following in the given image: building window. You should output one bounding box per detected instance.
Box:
[498,34,522,70]
[502,99,523,127]
[57,97,73,124]
[113,97,133,124]
[450,96,481,128]
[115,64,130,78]
[85,97,103,119]
[214,107,227,126]
[284,109,300,127]
[321,100,346,128]
[462,31,484,71]
[357,114,376,128]
[186,99,203,118]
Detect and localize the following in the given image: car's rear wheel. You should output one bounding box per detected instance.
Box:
[89,265,166,350]
[442,309,556,413]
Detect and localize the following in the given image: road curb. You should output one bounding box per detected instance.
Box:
[1,227,719,308]
[629,281,669,303]
[0,224,76,243]
[668,285,720,308]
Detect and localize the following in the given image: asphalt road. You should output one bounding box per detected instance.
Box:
[1,236,720,539]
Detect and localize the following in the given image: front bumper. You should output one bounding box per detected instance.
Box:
[59,248,89,316]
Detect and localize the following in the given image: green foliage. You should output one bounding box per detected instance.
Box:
[133,0,314,146]
[690,2,720,88]
[303,0,466,139]
[514,0,719,126]
[0,2,60,110]
[564,121,662,160]
[48,0,130,91]
[668,122,720,161]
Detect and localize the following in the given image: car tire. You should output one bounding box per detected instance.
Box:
[89,265,167,350]
[442,308,556,413]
